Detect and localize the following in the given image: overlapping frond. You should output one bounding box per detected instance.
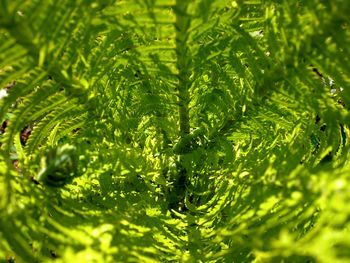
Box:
[1,0,349,262]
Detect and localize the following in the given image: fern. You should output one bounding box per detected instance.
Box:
[1,0,350,262]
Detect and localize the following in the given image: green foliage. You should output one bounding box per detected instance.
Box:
[35,144,78,186]
[0,0,349,262]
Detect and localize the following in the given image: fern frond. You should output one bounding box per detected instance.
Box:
[1,0,350,262]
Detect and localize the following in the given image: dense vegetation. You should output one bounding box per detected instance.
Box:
[1,0,349,262]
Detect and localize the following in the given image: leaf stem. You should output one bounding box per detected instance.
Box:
[175,1,191,138]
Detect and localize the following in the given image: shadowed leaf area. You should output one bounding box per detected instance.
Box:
[1,0,350,262]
